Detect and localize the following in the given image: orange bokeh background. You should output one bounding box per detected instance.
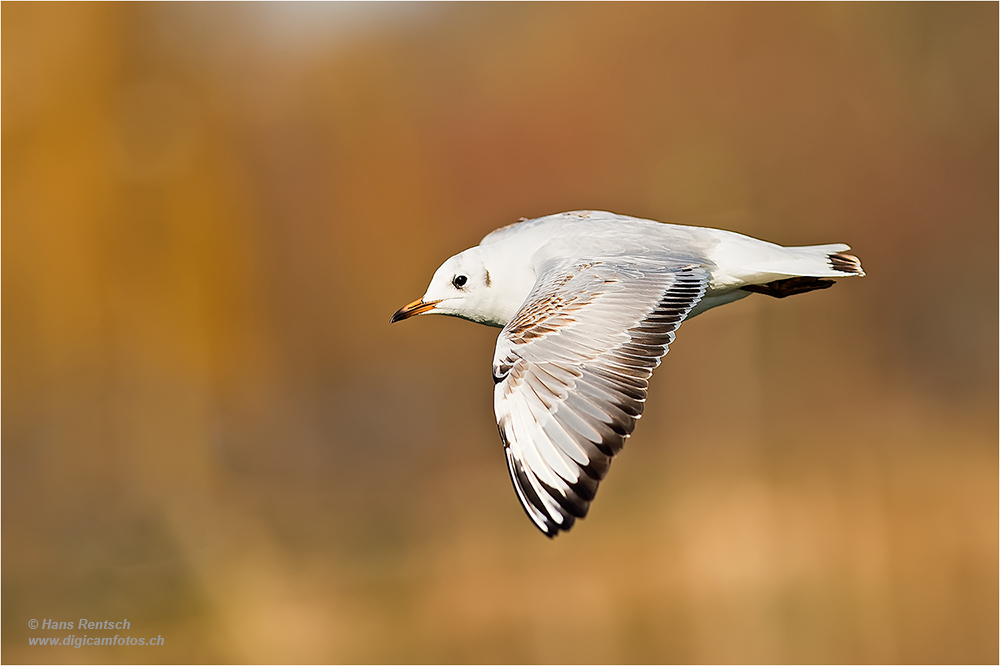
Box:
[3,3,997,663]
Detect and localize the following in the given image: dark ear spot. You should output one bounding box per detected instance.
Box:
[484,269,492,287]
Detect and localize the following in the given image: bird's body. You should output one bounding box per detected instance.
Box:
[391,210,864,536]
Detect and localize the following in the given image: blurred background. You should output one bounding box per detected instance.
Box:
[3,3,997,663]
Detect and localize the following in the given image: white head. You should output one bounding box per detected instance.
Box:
[390,245,532,328]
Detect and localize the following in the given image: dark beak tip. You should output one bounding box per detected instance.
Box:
[390,298,438,324]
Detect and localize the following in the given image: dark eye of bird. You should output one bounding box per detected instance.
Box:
[452,274,468,288]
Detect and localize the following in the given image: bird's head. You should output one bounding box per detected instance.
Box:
[390,247,512,327]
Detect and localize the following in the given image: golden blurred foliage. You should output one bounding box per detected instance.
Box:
[3,3,997,663]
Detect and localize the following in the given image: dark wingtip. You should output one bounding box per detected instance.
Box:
[742,277,836,298]
[541,518,569,538]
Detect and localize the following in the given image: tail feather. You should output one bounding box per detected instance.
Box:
[744,244,865,280]
[829,252,865,276]
[740,245,865,299]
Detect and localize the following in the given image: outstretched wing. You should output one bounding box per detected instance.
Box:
[492,259,709,536]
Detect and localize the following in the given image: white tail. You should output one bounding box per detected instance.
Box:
[743,243,865,281]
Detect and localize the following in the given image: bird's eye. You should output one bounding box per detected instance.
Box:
[452,274,468,288]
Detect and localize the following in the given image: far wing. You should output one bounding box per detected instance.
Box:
[492,259,708,536]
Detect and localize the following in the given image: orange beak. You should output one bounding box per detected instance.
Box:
[390,298,441,323]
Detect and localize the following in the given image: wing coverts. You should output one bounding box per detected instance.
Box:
[492,261,708,536]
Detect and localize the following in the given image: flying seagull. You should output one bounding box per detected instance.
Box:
[390,211,864,537]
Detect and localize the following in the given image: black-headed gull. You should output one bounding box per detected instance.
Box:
[391,211,865,537]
